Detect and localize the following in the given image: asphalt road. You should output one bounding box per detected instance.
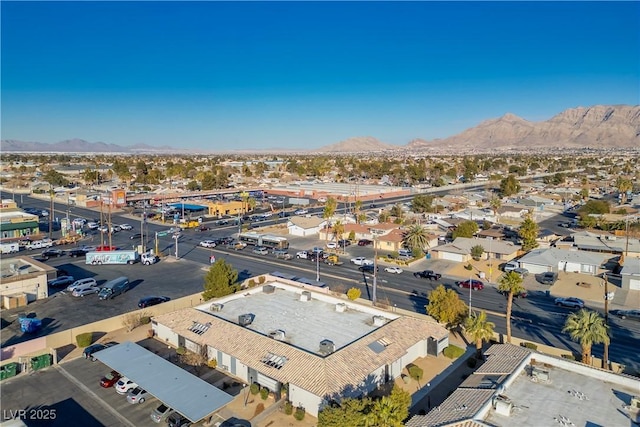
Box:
[5,194,640,375]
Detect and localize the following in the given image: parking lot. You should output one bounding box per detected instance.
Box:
[1,336,242,426]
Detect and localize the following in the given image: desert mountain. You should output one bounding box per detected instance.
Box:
[0,138,185,153]
[315,136,398,153]
[407,105,640,151]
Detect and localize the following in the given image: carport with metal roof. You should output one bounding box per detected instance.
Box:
[94,341,233,423]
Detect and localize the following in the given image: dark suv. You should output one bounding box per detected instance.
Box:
[166,413,191,427]
[359,264,379,273]
[357,239,373,246]
[414,270,442,280]
[539,272,558,285]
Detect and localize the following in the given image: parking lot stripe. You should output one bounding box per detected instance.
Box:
[56,364,136,427]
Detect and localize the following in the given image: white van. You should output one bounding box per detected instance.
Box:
[67,278,98,293]
[1,243,19,254]
[398,249,412,258]
[25,239,53,250]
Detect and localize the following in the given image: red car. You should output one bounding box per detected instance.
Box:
[457,279,485,290]
[357,239,373,246]
[95,245,117,251]
[100,370,121,388]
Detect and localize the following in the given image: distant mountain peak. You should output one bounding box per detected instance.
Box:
[316,136,397,153]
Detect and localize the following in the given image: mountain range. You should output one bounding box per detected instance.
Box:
[2,105,638,154]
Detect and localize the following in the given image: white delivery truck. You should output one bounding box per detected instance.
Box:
[25,238,54,250]
[1,242,20,254]
[85,250,157,265]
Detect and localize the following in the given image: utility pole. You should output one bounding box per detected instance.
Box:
[603,273,612,370]
[372,231,378,304]
[108,200,113,249]
[48,185,54,239]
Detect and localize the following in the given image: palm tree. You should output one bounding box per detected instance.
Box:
[323,197,337,244]
[490,196,502,224]
[402,225,430,253]
[562,309,610,365]
[332,221,345,252]
[616,177,632,203]
[498,271,525,343]
[464,310,495,359]
[354,200,363,223]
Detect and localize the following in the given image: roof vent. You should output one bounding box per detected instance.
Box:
[493,395,513,416]
[263,285,275,294]
[319,339,335,355]
[373,315,386,326]
[238,313,253,326]
[269,329,286,340]
[210,303,223,312]
[300,291,311,302]
[335,303,347,312]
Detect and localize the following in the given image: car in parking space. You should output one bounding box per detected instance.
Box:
[115,376,138,395]
[539,272,558,285]
[138,296,171,308]
[359,264,379,273]
[95,245,118,251]
[126,387,149,404]
[357,239,373,246]
[554,297,585,309]
[326,241,338,249]
[72,286,100,297]
[457,279,485,290]
[384,266,403,274]
[83,342,116,361]
[100,370,122,388]
[66,278,98,292]
[294,209,308,215]
[150,403,174,423]
[252,246,269,255]
[47,275,75,288]
[350,257,373,266]
[610,309,640,321]
[512,268,529,278]
[167,413,192,427]
[337,239,351,247]
[503,261,519,272]
[41,249,65,259]
[119,223,133,230]
[199,240,217,248]
[68,248,88,257]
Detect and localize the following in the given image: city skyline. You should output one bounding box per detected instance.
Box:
[1,1,638,150]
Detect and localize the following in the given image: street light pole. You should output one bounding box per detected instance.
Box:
[372,233,378,304]
[174,233,179,259]
[603,273,612,370]
[316,252,320,281]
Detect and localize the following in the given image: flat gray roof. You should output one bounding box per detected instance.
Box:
[94,341,233,422]
[199,283,396,355]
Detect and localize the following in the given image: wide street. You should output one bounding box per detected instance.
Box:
[3,193,639,375]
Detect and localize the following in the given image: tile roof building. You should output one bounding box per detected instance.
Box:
[152,276,449,416]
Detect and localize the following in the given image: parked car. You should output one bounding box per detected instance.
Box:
[384,266,403,274]
[115,376,138,395]
[357,239,373,246]
[126,387,149,404]
[539,272,558,285]
[227,241,246,251]
[41,249,64,259]
[359,264,378,273]
[252,246,269,255]
[610,309,640,321]
[72,286,100,297]
[337,239,351,247]
[68,248,88,257]
[326,242,338,249]
[503,261,519,272]
[95,245,117,251]
[83,342,116,361]
[166,413,191,427]
[414,270,442,280]
[296,251,309,259]
[554,297,585,309]
[100,370,122,388]
[48,275,75,288]
[150,403,174,423]
[457,279,485,290]
[138,296,170,308]
[294,209,308,215]
[512,268,529,278]
[66,278,98,292]
[351,257,373,266]
[199,240,217,248]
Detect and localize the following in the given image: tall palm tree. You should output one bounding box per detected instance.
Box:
[498,271,525,343]
[464,310,495,359]
[323,197,337,244]
[332,221,345,252]
[354,200,363,223]
[402,225,430,253]
[562,309,610,365]
[490,196,502,224]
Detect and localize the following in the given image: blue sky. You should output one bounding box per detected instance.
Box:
[2,1,638,151]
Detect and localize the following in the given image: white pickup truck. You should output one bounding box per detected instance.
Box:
[296,251,310,259]
[25,238,54,250]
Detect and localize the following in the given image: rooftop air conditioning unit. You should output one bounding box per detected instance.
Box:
[269,329,286,340]
[210,303,223,312]
[335,303,347,312]
[300,291,311,302]
[319,339,335,355]
[493,395,513,416]
[263,285,275,294]
[373,315,386,326]
[238,314,253,326]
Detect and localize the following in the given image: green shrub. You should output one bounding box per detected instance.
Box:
[293,407,306,421]
[390,251,399,259]
[260,387,269,400]
[250,383,260,395]
[248,279,256,288]
[467,358,477,368]
[140,316,151,325]
[284,401,294,415]
[207,358,218,368]
[521,342,538,350]
[258,276,266,284]
[76,332,93,348]
[176,346,186,355]
[407,364,423,382]
[346,287,361,300]
[443,344,465,359]
[464,264,473,271]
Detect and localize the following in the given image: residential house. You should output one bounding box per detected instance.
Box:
[287,216,327,237]
[497,204,529,219]
[430,237,520,263]
[620,260,640,291]
[517,247,610,275]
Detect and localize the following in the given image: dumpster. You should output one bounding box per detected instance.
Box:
[0,362,18,381]
[30,354,52,372]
